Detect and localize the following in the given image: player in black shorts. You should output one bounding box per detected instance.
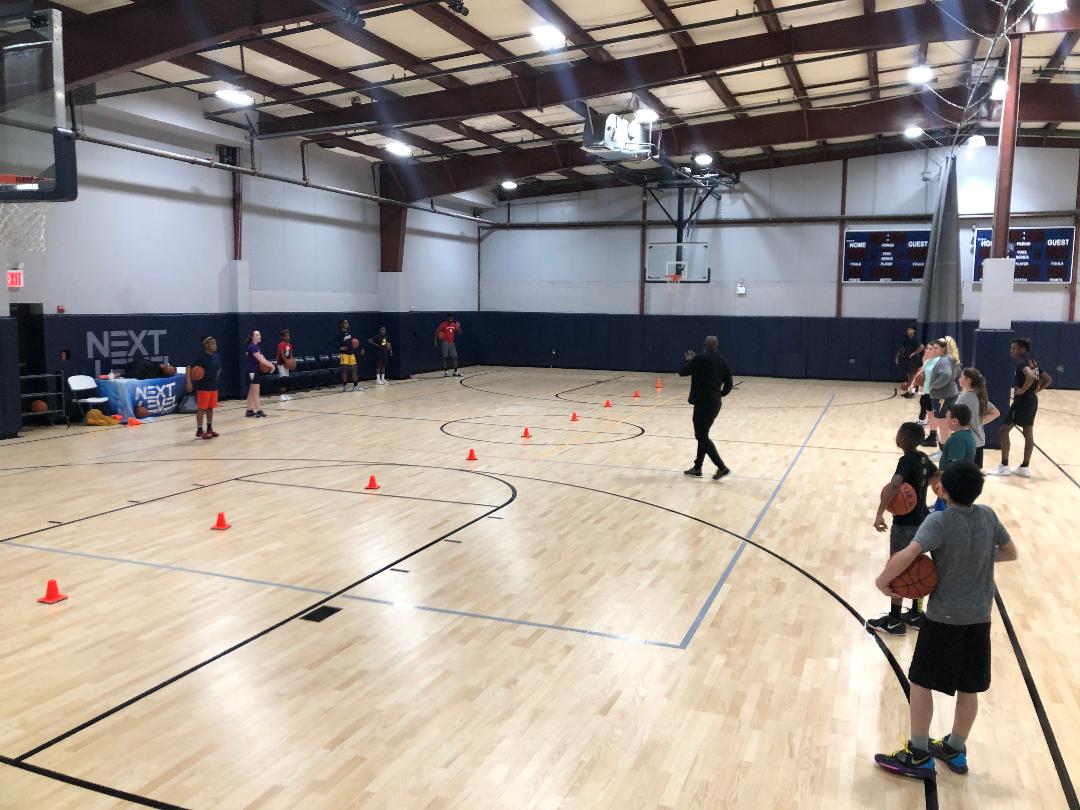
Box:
[368,326,393,385]
[988,338,1053,479]
[897,324,924,399]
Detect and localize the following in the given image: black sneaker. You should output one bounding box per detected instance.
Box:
[902,609,926,629]
[245,410,256,418]
[874,742,936,780]
[919,437,938,448]
[928,737,969,774]
[255,410,268,418]
[866,615,906,635]
[713,467,731,480]
[683,467,703,477]
[195,429,205,439]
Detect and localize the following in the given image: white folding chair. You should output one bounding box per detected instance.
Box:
[67,375,110,420]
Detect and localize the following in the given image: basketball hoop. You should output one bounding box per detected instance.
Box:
[0,202,50,252]
[664,273,682,285]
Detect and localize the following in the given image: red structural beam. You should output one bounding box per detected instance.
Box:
[62,0,397,88]
[260,0,1000,138]
[382,84,1080,201]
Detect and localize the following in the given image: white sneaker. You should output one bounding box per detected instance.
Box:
[279,394,292,402]
[1015,466,1031,478]
[929,451,941,463]
[987,464,1012,476]
[917,418,929,426]
[444,371,450,377]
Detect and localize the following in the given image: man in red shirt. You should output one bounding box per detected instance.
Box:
[435,313,463,377]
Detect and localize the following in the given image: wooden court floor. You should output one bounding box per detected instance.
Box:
[2,367,1078,810]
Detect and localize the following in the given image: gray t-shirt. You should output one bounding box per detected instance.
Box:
[928,355,958,399]
[955,390,985,448]
[915,505,1011,625]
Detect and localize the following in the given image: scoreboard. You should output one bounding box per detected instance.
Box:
[973,227,1074,283]
[843,230,930,283]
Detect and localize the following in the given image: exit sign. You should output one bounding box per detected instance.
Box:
[7,268,23,288]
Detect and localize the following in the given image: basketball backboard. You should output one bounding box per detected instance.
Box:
[645,242,710,283]
[0,7,77,202]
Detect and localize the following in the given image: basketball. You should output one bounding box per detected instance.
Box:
[160,363,176,376]
[437,330,445,341]
[285,357,297,371]
[134,405,149,418]
[30,399,47,413]
[884,482,917,515]
[890,554,938,599]
[259,360,275,374]
[190,366,206,382]
[351,338,360,349]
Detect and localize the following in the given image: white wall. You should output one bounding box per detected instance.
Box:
[3,74,381,314]
[402,208,479,313]
[483,146,1080,321]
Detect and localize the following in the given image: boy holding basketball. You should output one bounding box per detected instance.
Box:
[186,336,221,440]
[873,461,1017,781]
[276,329,293,402]
[870,422,936,634]
[337,319,364,392]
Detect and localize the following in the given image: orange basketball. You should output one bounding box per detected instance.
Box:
[885,482,918,515]
[30,399,47,413]
[134,405,149,419]
[351,338,360,349]
[284,357,297,371]
[190,366,206,382]
[259,360,274,374]
[890,554,938,599]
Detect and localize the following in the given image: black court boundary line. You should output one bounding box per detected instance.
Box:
[440,413,646,446]
[489,470,935,809]
[994,592,1079,810]
[460,369,900,410]
[0,755,187,809]
[15,466,516,763]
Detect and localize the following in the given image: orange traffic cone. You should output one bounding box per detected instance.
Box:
[467,448,478,461]
[365,475,381,490]
[633,389,640,398]
[656,378,663,389]
[211,512,231,530]
[604,400,612,408]
[570,412,579,422]
[522,427,531,439]
[37,579,68,604]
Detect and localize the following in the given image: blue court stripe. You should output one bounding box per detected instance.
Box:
[677,394,836,649]
[4,541,679,648]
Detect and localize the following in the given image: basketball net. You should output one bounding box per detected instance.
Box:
[0,202,50,252]
[664,273,682,285]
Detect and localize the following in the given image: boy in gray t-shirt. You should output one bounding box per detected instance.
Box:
[872,461,1018,781]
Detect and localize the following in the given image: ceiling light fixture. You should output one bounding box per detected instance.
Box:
[966,134,987,149]
[1032,0,1068,13]
[693,153,714,167]
[532,24,565,51]
[903,125,924,139]
[214,88,255,106]
[385,140,412,157]
[907,63,933,85]
[634,107,659,125]
[501,180,518,190]
[991,78,1007,101]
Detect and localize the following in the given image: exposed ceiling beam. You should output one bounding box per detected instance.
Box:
[61,0,396,88]
[862,0,880,101]
[323,21,562,147]
[1037,30,1080,82]
[639,0,745,116]
[379,84,1080,201]
[520,0,675,119]
[260,0,1000,139]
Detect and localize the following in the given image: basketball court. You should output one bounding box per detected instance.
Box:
[1,372,1078,808]
[3,0,1080,807]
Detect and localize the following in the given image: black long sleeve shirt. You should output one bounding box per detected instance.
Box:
[679,352,733,407]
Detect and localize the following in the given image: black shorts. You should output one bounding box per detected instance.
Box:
[932,395,956,419]
[909,619,991,695]
[375,349,390,364]
[974,446,984,469]
[247,371,262,386]
[1005,397,1038,427]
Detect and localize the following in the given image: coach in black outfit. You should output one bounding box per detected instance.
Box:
[679,335,733,480]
